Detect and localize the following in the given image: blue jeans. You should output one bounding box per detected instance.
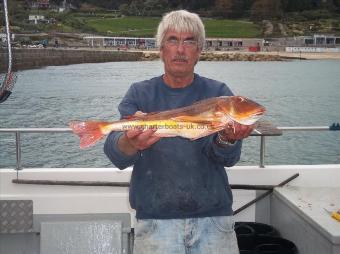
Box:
[133,216,239,254]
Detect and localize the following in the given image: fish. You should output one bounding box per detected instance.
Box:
[69,96,266,149]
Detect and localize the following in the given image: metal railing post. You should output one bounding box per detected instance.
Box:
[15,131,22,170]
[260,136,266,168]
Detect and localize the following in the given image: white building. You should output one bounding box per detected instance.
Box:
[83,36,156,49]
[0,33,15,43]
[28,15,45,24]
[0,33,6,43]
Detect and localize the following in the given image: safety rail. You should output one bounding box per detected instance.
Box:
[0,124,339,170]
[0,128,70,171]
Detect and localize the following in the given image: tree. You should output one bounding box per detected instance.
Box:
[213,0,247,18]
[281,0,317,12]
[214,0,234,17]
[167,0,181,8]
[251,0,282,19]
[189,0,211,10]
[144,0,168,16]
[119,3,130,15]
[128,0,145,15]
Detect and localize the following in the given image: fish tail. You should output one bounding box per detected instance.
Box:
[69,121,110,149]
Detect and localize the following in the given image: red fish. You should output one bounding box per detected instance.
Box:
[70,96,265,148]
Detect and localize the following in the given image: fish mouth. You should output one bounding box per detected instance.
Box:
[229,109,266,125]
[231,115,262,125]
[253,109,266,116]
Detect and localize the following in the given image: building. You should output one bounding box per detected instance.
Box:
[28,0,50,9]
[84,36,266,52]
[83,36,156,49]
[28,15,46,24]
[0,33,15,43]
[283,34,340,53]
[205,38,243,50]
[205,38,262,51]
[304,34,340,47]
[0,33,7,43]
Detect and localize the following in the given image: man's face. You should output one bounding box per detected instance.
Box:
[160,30,201,79]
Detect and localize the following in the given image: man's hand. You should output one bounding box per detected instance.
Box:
[219,122,255,143]
[118,128,161,156]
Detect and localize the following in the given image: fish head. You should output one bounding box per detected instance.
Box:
[218,96,266,125]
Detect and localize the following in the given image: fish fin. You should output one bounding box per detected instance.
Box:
[191,97,220,106]
[69,121,108,149]
[78,131,105,149]
[170,115,212,124]
[124,111,158,120]
[123,115,136,120]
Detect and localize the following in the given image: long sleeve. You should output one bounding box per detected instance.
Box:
[203,135,242,167]
[104,84,141,170]
[104,131,140,169]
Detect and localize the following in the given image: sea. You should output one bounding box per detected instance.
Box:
[1,59,340,168]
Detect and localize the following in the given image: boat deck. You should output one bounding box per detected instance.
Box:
[1,165,340,254]
[272,186,340,254]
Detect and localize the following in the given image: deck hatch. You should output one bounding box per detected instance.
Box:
[0,200,33,233]
[40,220,122,254]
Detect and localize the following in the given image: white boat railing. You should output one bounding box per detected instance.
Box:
[0,124,339,170]
[0,128,70,170]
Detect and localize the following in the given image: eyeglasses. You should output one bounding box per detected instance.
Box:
[165,38,198,48]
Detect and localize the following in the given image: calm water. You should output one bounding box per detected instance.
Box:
[1,60,340,168]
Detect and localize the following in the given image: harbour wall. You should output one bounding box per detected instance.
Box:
[0,48,293,72]
[0,48,143,72]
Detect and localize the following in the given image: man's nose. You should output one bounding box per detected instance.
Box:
[176,42,185,52]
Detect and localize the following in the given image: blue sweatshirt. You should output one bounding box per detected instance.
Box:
[104,74,242,219]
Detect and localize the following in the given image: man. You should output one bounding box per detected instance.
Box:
[104,10,254,254]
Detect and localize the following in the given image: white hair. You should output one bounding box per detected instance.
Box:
[156,10,205,50]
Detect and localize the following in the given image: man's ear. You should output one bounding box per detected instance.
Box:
[194,49,202,65]
[159,49,164,61]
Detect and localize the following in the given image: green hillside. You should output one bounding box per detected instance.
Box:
[2,0,339,37]
[84,17,260,38]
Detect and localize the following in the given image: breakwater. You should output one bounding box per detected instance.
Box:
[0,48,293,72]
[0,48,143,72]
[142,51,292,61]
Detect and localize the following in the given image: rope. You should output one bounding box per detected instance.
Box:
[0,0,16,103]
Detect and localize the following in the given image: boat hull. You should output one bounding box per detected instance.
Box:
[1,165,340,254]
